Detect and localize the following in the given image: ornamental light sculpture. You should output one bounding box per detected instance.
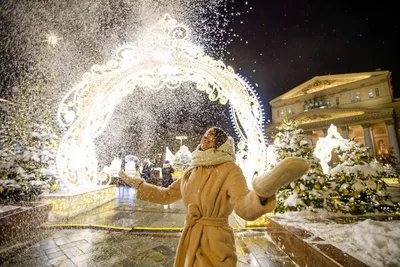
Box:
[56,14,268,188]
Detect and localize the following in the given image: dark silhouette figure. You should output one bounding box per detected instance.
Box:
[141,159,151,182]
[162,160,175,188]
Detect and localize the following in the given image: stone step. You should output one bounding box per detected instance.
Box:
[267,217,369,267]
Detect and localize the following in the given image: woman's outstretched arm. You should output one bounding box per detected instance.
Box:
[136,178,182,204]
[119,170,182,205]
[227,166,276,221]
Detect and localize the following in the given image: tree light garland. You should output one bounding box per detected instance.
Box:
[56,14,267,188]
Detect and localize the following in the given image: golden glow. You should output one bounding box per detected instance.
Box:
[233,212,275,227]
[281,76,371,100]
[306,77,370,94]
[172,170,184,179]
[41,186,116,219]
[244,213,274,227]
[382,178,400,185]
[295,111,364,125]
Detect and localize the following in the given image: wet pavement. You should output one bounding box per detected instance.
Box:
[3,186,296,267]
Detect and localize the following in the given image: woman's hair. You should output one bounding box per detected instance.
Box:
[212,127,228,148]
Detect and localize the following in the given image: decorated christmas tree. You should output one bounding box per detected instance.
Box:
[267,120,330,213]
[327,136,396,214]
[376,148,400,184]
[0,77,59,202]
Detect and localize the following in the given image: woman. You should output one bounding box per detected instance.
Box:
[119,127,309,267]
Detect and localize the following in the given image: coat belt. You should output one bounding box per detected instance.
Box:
[185,203,228,227]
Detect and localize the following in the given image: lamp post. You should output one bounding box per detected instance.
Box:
[176,135,188,147]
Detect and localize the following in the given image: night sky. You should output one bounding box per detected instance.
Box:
[0,0,398,162]
[0,0,398,123]
[224,0,398,120]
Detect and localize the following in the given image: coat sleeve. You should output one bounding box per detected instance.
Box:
[227,166,276,221]
[136,177,182,204]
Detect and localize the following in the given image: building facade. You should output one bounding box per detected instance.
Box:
[265,70,400,167]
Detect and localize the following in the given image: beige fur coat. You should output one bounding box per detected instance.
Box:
[136,162,276,267]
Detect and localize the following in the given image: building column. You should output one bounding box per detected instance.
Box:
[340,125,349,139]
[385,120,400,168]
[304,131,313,146]
[361,123,374,158]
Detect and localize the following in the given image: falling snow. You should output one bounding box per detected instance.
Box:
[0,0,244,170]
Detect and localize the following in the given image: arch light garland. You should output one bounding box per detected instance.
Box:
[56,14,267,187]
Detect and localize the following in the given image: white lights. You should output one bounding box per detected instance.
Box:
[152,51,172,62]
[120,49,135,60]
[56,14,267,188]
[43,32,62,48]
[314,124,344,174]
[64,110,75,124]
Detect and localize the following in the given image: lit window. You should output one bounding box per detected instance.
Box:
[280,110,284,117]
[327,99,331,108]
[287,108,292,115]
[375,88,380,96]
[368,89,374,98]
[350,93,355,102]
[336,97,340,106]
[356,92,361,101]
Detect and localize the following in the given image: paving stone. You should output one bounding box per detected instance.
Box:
[62,247,83,259]
[59,242,77,250]
[152,245,175,257]
[56,259,76,267]
[44,246,61,255]
[47,254,68,266]
[65,233,86,242]
[78,243,92,254]
[40,239,58,249]
[52,232,67,239]
[69,253,93,265]
[46,250,65,260]
[54,237,70,246]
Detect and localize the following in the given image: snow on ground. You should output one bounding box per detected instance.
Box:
[271,210,400,267]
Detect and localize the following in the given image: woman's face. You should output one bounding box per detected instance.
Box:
[200,128,216,151]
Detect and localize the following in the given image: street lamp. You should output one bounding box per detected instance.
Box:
[176,135,188,147]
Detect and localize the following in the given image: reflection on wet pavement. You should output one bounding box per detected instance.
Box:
[4,229,179,267]
[3,186,296,267]
[58,186,241,229]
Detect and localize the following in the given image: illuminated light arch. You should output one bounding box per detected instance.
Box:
[56,14,267,187]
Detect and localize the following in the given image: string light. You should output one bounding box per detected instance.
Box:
[42,186,115,219]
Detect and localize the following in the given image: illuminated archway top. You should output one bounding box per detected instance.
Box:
[56,14,267,187]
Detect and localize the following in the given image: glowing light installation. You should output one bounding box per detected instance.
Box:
[57,14,267,187]
[314,124,344,174]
